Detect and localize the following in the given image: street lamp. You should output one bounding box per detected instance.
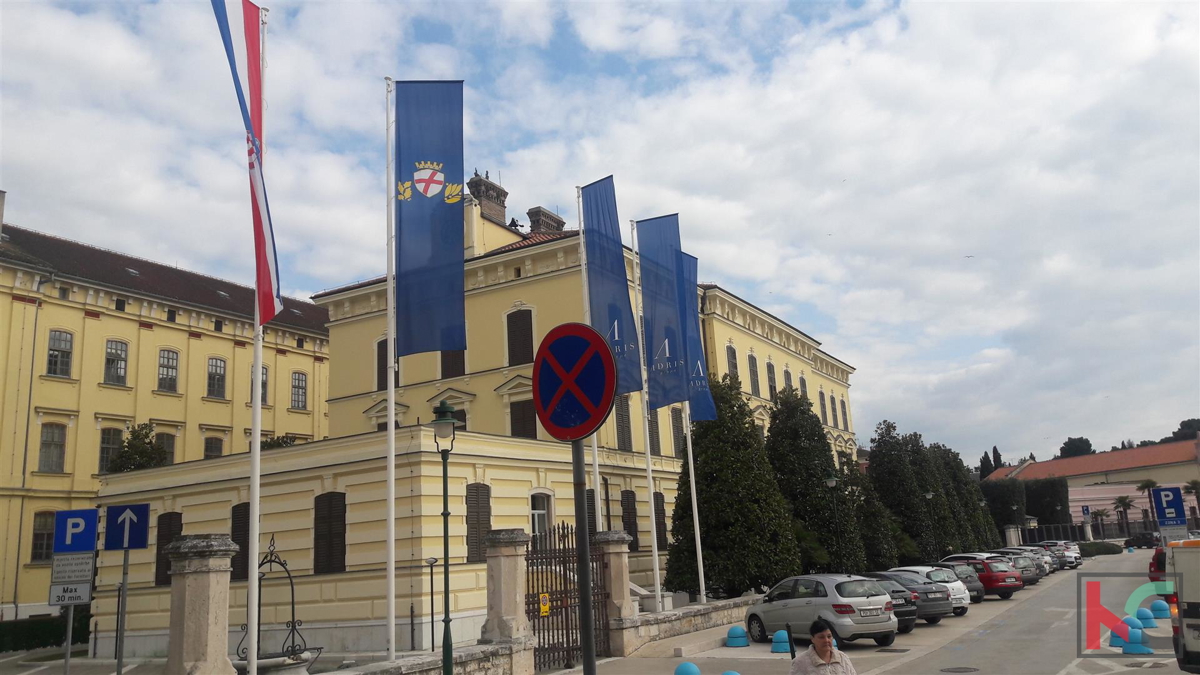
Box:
[923,492,933,500]
[825,471,840,570]
[425,557,437,653]
[430,400,457,675]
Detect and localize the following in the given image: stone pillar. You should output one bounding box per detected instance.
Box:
[164,534,239,675]
[1003,524,1023,547]
[595,531,634,621]
[480,529,531,643]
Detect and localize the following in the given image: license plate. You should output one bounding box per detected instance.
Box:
[860,608,881,617]
[928,593,945,598]
[952,597,965,604]
[1006,578,1016,583]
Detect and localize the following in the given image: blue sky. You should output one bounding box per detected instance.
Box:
[2,0,1197,465]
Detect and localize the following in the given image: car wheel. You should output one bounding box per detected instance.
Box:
[998,592,1013,599]
[925,617,942,625]
[898,622,914,634]
[953,607,968,617]
[748,616,768,643]
[874,633,896,647]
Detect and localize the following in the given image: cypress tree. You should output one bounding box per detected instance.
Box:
[665,374,803,597]
[979,452,994,480]
[765,387,866,574]
[992,445,1003,470]
[840,450,897,569]
[867,422,933,564]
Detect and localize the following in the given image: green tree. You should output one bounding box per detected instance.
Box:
[980,478,1026,530]
[1112,495,1135,527]
[262,435,297,450]
[910,439,960,558]
[765,387,866,574]
[107,423,168,473]
[991,446,1002,469]
[1136,479,1159,498]
[841,452,897,570]
[979,452,994,480]
[929,443,999,553]
[1058,437,1095,459]
[665,374,803,597]
[1092,508,1110,525]
[867,422,933,564]
[1172,419,1200,441]
[1024,478,1070,524]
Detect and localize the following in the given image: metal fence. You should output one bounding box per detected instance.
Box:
[525,523,610,671]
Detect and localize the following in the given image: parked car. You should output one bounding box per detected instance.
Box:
[891,566,971,616]
[1028,543,1070,569]
[873,578,918,634]
[1125,532,1161,549]
[941,552,1012,565]
[1009,545,1057,573]
[958,558,1024,599]
[867,571,953,624]
[745,575,897,646]
[1036,540,1083,566]
[930,562,986,603]
[992,552,1041,585]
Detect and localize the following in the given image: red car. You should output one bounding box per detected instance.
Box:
[961,558,1025,599]
[1149,547,1166,583]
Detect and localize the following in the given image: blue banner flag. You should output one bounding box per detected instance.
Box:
[637,214,688,410]
[581,177,642,394]
[679,253,716,420]
[394,81,466,356]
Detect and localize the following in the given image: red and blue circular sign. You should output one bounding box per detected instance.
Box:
[533,323,618,442]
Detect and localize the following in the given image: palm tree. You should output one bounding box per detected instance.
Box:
[1113,496,1135,535]
[1136,479,1159,497]
[1184,479,1200,524]
[1093,508,1111,538]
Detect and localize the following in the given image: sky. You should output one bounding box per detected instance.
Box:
[2,0,1197,467]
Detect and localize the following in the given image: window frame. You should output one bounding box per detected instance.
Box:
[530,492,552,542]
[155,512,184,586]
[766,362,777,401]
[840,399,850,431]
[231,503,249,581]
[313,492,347,575]
[819,391,829,425]
[747,354,761,397]
[158,349,179,392]
[38,423,67,473]
[290,371,308,410]
[31,512,56,562]
[505,307,535,366]
[104,339,129,385]
[466,483,492,563]
[203,437,224,459]
[98,427,123,474]
[725,344,738,380]
[46,330,73,377]
[647,410,662,456]
[620,489,640,552]
[509,398,537,439]
[155,432,176,465]
[615,394,633,452]
[441,349,466,379]
[376,338,398,391]
[207,357,227,399]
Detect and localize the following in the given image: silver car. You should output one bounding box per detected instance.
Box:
[746,575,898,647]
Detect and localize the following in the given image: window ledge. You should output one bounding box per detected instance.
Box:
[30,471,69,477]
[287,408,311,415]
[99,382,132,391]
[244,402,273,410]
[153,389,183,398]
[25,561,52,568]
[39,375,79,384]
[202,396,230,404]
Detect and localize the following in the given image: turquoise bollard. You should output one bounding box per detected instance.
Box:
[1122,627,1154,655]
[1109,630,1125,648]
[674,663,702,675]
[721,672,743,675]
[1127,546,1135,553]
[1136,607,1157,629]
[726,625,749,648]
[771,629,792,653]
[1121,616,1141,630]
[1151,599,1171,619]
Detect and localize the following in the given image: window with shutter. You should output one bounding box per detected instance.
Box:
[648,411,661,456]
[231,503,249,581]
[509,399,537,439]
[451,409,467,431]
[799,375,808,399]
[620,490,639,552]
[784,369,793,391]
[616,395,632,452]
[670,408,686,458]
[819,392,829,425]
[767,363,777,401]
[654,492,668,550]
[441,350,466,379]
[585,488,597,540]
[725,345,737,379]
[155,512,183,586]
[506,310,534,365]
[376,339,398,391]
[465,483,491,563]
[747,355,760,397]
[155,433,176,464]
[840,400,850,431]
[313,492,347,574]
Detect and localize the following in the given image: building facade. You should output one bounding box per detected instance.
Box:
[0,216,331,620]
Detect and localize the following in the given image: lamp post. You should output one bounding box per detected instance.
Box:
[431,400,457,675]
[825,471,839,570]
[425,557,437,653]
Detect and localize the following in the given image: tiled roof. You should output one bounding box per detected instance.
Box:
[986,466,1018,480]
[0,225,328,334]
[984,439,1199,481]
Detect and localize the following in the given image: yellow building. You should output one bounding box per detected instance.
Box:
[0,207,331,620]
[86,174,857,655]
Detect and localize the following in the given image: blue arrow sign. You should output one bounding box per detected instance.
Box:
[104,504,150,551]
[53,510,99,553]
[1150,487,1187,527]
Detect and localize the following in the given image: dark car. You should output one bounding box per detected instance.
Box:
[1125,532,1160,549]
[868,571,953,624]
[873,577,918,634]
[931,562,986,603]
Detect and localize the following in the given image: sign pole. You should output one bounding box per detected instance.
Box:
[571,437,597,675]
[576,186,604,528]
[65,604,74,675]
[116,549,129,675]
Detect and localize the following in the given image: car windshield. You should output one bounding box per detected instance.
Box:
[836,580,884,598]
[876,579,905,593]
[952,566,976,580]
[892,573,928,586]
[926,569,956,583]
[989,561,1014,572]
[1013,556,1031,566]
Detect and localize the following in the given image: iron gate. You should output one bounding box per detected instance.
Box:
[525,523,610,671]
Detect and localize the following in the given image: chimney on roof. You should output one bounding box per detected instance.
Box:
[467,170,508,226]
[527,206,565,234]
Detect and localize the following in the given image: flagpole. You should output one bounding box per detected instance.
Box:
[630,219,663,613]
[576,187,604,528]
[682,402,706,603]
[384,77,398,661]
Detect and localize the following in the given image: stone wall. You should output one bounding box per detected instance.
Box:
[342,638,535,675]
[609,595,761,657]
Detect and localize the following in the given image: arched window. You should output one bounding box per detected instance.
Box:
[155,512,184,585]
[530,492,552,541]
[231,502,249,581]
[155,433,176,464]
[158,349,179,392]
[31,512,55,562]
[615,395,633,452]
[38,423,66,473]
[313,492,346,574]
[840,399,850,431]
[819,392,829,425]
[767,362,778,402]
[207,357,226,398]
[104,340,128,385]
[747,354,761,397]
[99,427,123,474]
[621,490,640,552]
[506,309,534,365]
[47,330,73,377]
[725,345,738,379]
[783,368,793,392]
[466,483,491,563]
[250,365,268,405]
[291,372,308,410]
[204,437,223,459]
[799,375,808,399]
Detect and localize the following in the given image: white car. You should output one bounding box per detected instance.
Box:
[890,566,971,616]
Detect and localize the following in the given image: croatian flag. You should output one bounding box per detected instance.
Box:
[210,0,284,325]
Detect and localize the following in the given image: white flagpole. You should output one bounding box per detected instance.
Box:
[682,402,706,603]
[384,77,398,660]
[576,187,604,528]
[630,219,663,613]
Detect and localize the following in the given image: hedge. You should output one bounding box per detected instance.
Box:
[0,605,90,653]
[1079,541,1123,557]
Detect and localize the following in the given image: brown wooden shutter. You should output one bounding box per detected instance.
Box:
[231,503,250,581]
[441,350,466,379]
[155,512,183,586]
[748,355,760,396]
[466,483,491,563]
[616,395,632,452]
[648,411,661,456]
[314,492,346,574]
[784,369,793,391]
[510,399,537,439]
[726,345,738,379]
[506,310,533,365]
[377,340,387,391]
[621,490,639,552]
[671,407,686,457]
[767,363,777,401]
[654,492,668,550]
[585,488,597,540]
